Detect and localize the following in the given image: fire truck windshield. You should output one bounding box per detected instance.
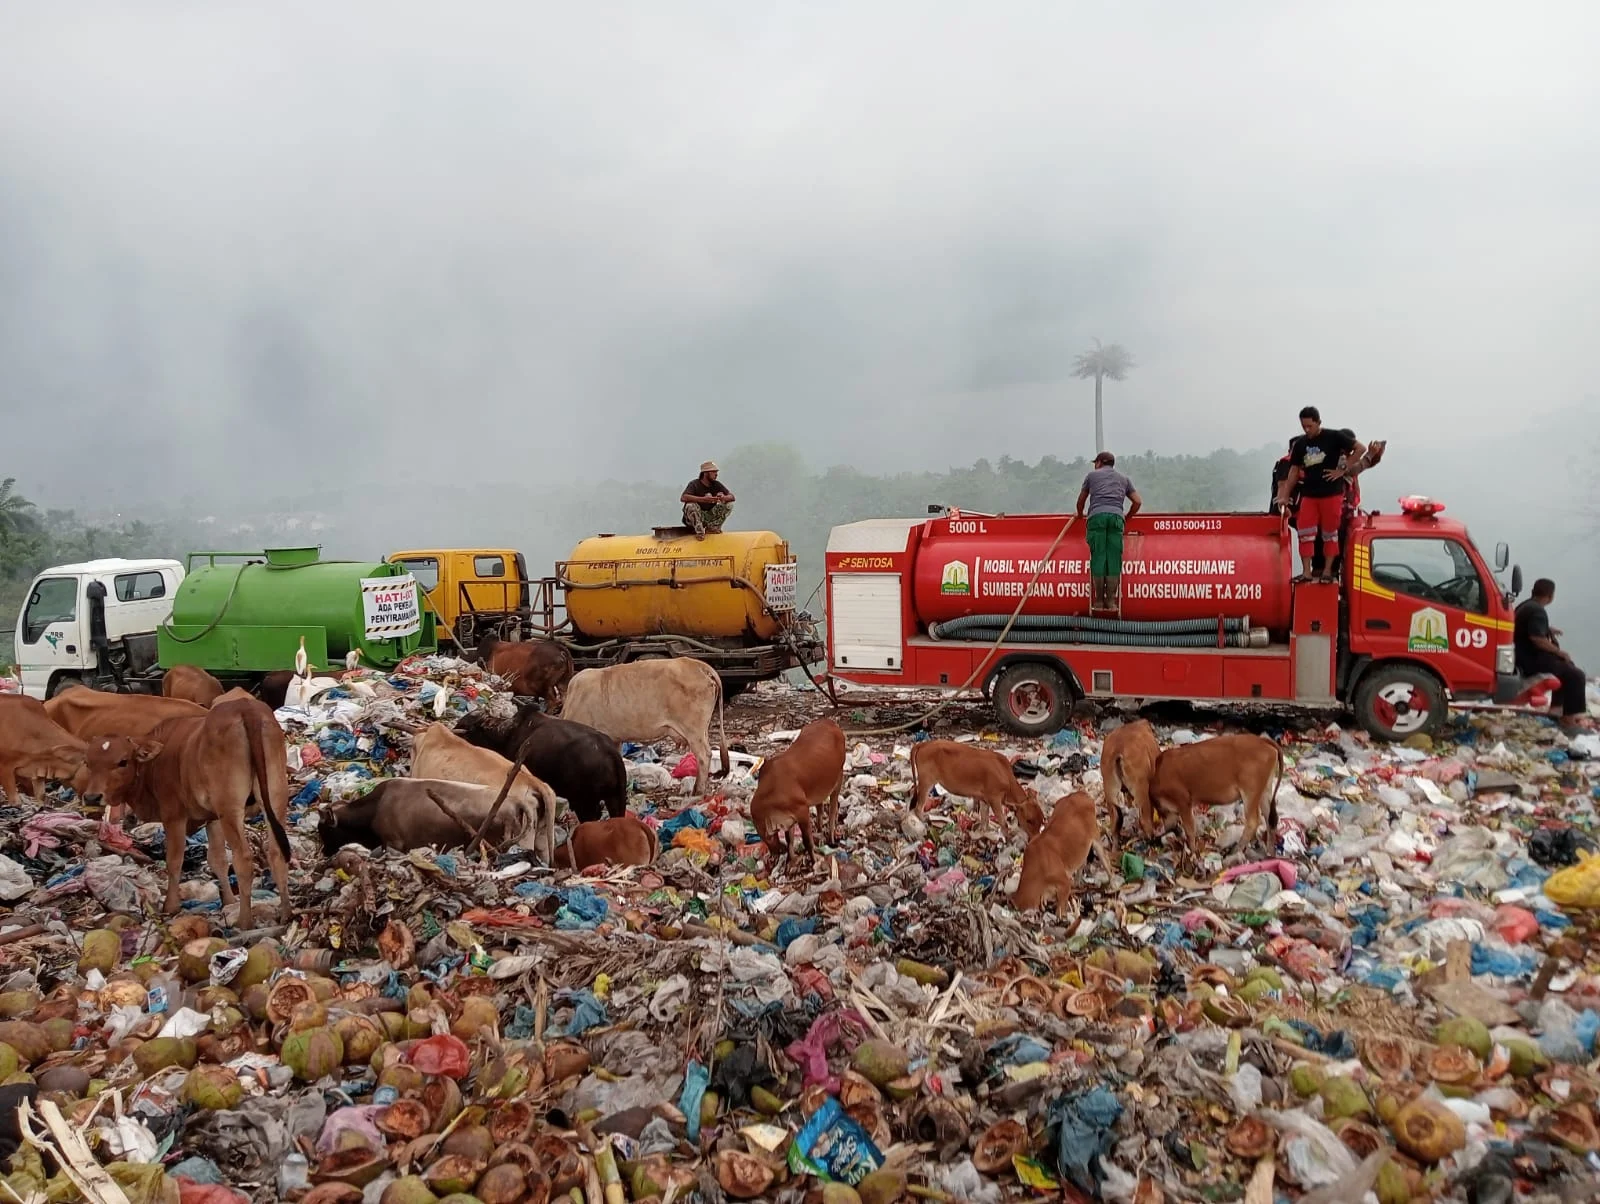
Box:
[1369,537,1486,612]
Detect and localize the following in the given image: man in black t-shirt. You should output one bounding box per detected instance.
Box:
[680,460,735,539]
[1514,578,1589,730]
[1274,406,1365,582]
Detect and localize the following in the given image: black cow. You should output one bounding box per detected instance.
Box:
[452,706,628,823]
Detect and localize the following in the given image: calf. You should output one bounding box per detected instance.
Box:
[79,696,293,928]
[162,665,225,707]
[475,634,574,710]
[1146,733,1284,852]
[560,657,728,796]
[0,696,87,803]
[910,740,1043,837]
[1099,719,1160,852]
[560,816,659,870]
[749,718,846,867]
[410,722,556,862]
[453,707,626,823]
[1011,791,1113,917]
[318,779,544,854]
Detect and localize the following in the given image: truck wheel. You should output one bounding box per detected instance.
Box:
[47,674,84,700]
[719,677,749,699]
[993,663,1070,737]
[1354,664,1446,742]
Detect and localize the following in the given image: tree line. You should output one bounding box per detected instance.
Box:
[1,445,1278,661]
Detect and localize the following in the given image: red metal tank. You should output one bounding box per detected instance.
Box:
[911,512,1294,633]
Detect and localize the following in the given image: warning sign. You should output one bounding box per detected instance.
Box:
[764,562,799,612]
[362,575,422,640]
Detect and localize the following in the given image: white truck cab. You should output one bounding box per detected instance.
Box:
[13,558,184,699]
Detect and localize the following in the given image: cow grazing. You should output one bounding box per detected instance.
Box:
[1011,791,1113,917]
[560,657,728,797]
[0,696,87,803]
[749,718,846,867]
[1099,719,1160,852]
[452,707,627,823]
[410,722,556,862]
[79,696,293,927]
[561,816,659,870]
[1147,733,1284,853]
[162,665,226,707]
[910,740,1043,837]
[475,634,574,710]
[318,779,545,855]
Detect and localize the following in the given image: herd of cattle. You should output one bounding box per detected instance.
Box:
[0,647,1286,929]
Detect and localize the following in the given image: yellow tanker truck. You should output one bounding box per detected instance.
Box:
[388,528,822,694]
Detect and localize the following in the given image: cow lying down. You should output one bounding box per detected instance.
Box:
[318,778,548,856]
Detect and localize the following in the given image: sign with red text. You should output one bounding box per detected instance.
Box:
[362,575,422,640]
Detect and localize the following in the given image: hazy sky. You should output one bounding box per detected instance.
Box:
[2,2,1598,500]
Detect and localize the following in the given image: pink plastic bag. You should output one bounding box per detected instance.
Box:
[1219,859,1298,889]
[1492,904,1539,945]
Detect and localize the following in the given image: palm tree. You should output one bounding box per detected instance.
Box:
[1071,339,1135,454]
[0,479,36,540]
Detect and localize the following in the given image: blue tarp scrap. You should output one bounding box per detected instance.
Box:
[291,780,323,809]
[433,854,459,878]
[989,1034,1051,1068]
[679,1060,710,1142]
[659,809,710,839]
[775,918,819,950]
[1473,946,1540,978]
[505,1004,537,1040]
[318,729,360,759]
[556,885,609,930]
[547,989,609,1038]
[1047,1085,1123,1196]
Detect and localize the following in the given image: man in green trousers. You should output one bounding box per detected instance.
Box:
[1076,451,1142,611]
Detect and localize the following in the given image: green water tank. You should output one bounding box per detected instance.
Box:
[159,546,434,673]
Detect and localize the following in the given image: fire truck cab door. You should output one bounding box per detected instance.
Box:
[1350,534,1499,693]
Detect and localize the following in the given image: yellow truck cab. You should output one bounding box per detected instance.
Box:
[385,548,529,652]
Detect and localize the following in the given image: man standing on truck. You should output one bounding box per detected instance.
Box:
[681,461,735,540]
[1077,451,1142,611]
[1515,579,1591,731]
[1276,406,1365,583]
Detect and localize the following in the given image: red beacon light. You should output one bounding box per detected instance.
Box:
[1399,496,1446,518]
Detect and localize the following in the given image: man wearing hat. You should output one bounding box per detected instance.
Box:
[1076,451,1141,611]
[681,461,736,539]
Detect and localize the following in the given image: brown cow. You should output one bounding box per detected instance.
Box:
[1146,733,1284,853]
[1099,719,1160,853]
[749,718,846,866]
[560,816,659,870]
[1011,791,1113,917]
[475,634,574,710]
[560,658,728,796]
[162,665,226,707]
[0,696,87,803]
[410,722,556,862]
[910,740,1043,837]
[45,688,206,742]
[319,779,545,855]
[79,696,293,927]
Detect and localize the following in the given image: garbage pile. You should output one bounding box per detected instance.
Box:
[2,663,1600,1204]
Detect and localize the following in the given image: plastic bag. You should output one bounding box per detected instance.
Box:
[1544,851,1600,909]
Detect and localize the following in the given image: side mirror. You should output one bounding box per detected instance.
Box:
[1494,542,1509,571]
[1510,565,1523,596]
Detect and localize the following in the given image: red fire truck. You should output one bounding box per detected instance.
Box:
[823,497,1555,741]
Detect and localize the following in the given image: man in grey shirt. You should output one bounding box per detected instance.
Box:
[1076,451,1142,610]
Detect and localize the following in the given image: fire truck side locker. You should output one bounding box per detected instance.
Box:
[1291,581,1340,704]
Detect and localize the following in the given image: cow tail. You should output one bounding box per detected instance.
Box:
[537,778,558,866]
[647,821,660,865]
[1269,741,1284,836]
[243,710,293,862]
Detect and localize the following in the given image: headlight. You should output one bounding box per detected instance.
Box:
[1496,644,1514,675]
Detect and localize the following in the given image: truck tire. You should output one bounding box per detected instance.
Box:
[1354,663,1446,742]
[719,677,749,700]
[992,662,1070,737]
[47,674,85,700]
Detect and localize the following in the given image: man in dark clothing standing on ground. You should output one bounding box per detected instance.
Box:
[1076,451,1142,611]
[1276,406,1365,583]
[681,460,735,539]
[1515,579,1590,731]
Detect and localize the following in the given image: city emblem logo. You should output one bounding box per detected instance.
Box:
[940,561,970,595]
[1408,607,1448,653]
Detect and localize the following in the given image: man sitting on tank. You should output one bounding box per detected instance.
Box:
[681,460,735,539]
[1076,451,1142,611]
